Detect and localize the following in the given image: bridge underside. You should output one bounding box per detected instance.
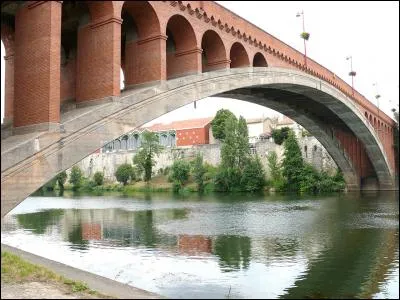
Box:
[1,68,396,217]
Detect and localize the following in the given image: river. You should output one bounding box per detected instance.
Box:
[1,191,398,299]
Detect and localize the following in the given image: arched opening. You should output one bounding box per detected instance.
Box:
[201,30,228,72]
[304,145,308,158]
[61,1,91,105]
[253,52,268,67]
[120,68,125,91]
[369,115,373,124]
[230,42,250,68]
[374,117,376,128]
[365,112,368,119]
[166,15,199,79]
[121,1,162,88]
[1,13,15,125]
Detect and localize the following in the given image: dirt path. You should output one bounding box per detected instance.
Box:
[1,281,100,299]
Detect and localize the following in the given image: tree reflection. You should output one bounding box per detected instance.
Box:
[68,223,89,250]
[16,209,64,234]
[214,235,251,272]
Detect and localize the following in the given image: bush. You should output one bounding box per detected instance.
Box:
[93,171,104,186]
[55,171,67,190]
[214,167,241,192]
[192,153,206,192]
[240,155,266,192]
[69,166,83,191]
[43,178,57,191]
[272,127,291,145]
[115,163,134,185]
[169,160,191,190]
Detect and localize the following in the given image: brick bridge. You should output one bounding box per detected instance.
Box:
[1,1,398,217]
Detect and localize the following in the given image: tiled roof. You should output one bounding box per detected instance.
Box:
[278,116,295,125]
[142,117,213,132]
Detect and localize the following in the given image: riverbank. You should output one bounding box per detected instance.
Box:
[1,244,163,299]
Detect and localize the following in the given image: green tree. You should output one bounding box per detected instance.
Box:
[169,160,191,191]
[237,116,250,169]
[211,109,236,141]
[133,131,163,182]
[55,171,67,190]
[272,127,291,145]
[69,165,83,191]
[43,178,57,191]
[93,171,104,186]
[192,153,206,192]
[220,114,238,169]
[240,155,266,192]
[115,163,134,185]
[282,131,304,192]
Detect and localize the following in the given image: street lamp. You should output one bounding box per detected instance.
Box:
[346,56,356,96]
[296,10,309,67]
[373,82,381,129]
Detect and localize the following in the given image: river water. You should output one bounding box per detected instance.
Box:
[1,191,398,299]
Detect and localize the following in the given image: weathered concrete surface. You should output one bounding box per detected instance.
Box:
[1,244,163,299]
[1,67,396,217]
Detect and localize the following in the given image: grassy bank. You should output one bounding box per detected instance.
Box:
[1,251,111,298]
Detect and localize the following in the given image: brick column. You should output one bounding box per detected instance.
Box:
[76,16,122,104]
[124,34,167,88]
[167,47,202,79]
[3,53,14,124]
[203,59,231,72]
[14,1,61,131]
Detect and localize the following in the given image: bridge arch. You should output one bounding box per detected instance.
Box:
[166,14,199,79]
[1,16,15,124]
[253,52,268,67]
[201,30,228,72]
[230,42,250,68]
[121,1,162,88]
[1,67,396,217]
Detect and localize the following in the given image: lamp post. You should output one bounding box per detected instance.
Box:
[346,56,356,96]
[296,10,309,67]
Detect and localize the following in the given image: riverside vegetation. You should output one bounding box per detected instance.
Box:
[35,109,345,196]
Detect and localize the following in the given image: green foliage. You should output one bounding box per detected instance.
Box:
[69,166,83,191]
[240,155,266,192]
[169,160,191,191]
[220,114,238,168]
[133,131,163,182]
[282,131,304,192]
[266,151,285,190]
[299,164,346,193]
[93,171,104,186]
[211,109,236,141]
[43,178,57,191]
[272,127,291,145]
[237,116,250,169]
[115,163,134,185]
[214,167,241,192]
[55,171,67,190]
[301,129,312,137]
[192,153,206,192]
[204,163,218,181]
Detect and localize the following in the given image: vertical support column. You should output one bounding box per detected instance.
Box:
[4,53,14,124]
[167,47,202,79]
[76,17,122,103]
[124,34,167,88]
[14,1,61,132]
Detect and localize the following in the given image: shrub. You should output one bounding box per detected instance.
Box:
[169,160,191,190]
[43,178,57,191]
[55,171,68,190]
[214,167,241,192]
[115,163,134,185]
[93,171,104,186]
[192,153,206,192]
[240,155,266,192]
[69,166,83,191]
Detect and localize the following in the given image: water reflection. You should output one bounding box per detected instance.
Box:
[1,191,398,299]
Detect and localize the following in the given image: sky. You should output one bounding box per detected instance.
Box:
[1,1,399,125]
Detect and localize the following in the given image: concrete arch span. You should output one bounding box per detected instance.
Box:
[1,67,395,217]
